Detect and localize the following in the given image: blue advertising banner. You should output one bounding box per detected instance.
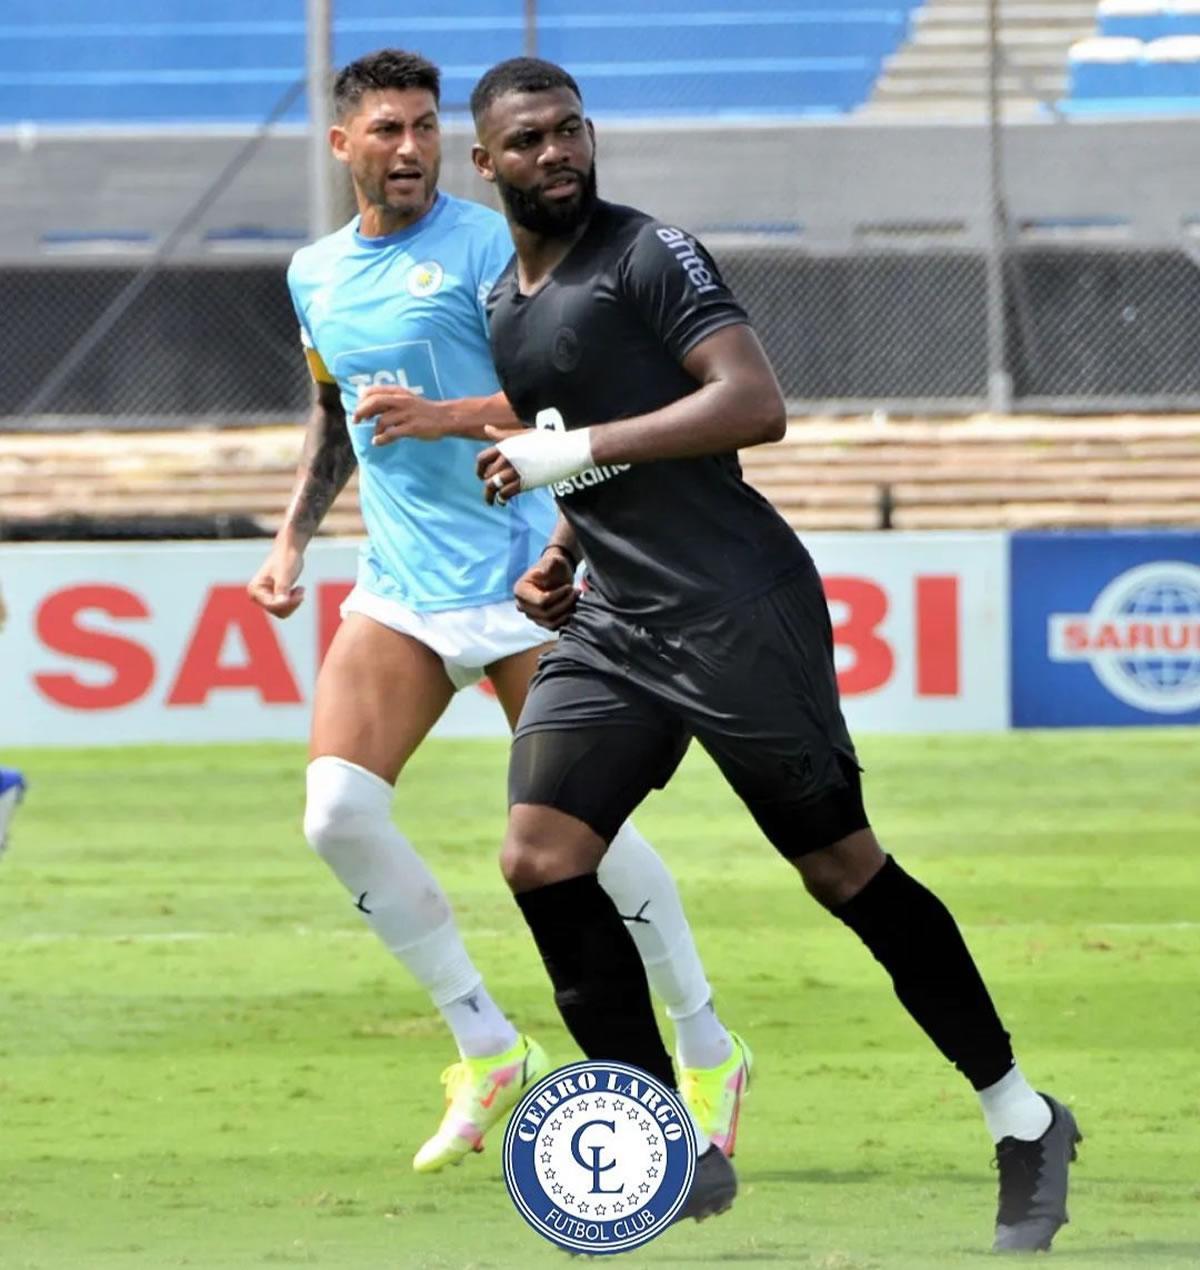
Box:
[1011,531,1200,727]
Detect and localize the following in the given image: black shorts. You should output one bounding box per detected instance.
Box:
[510,561,868,858]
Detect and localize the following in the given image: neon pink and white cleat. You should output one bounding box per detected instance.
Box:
[679,1032,753,1158]
[412,1034,548,1173]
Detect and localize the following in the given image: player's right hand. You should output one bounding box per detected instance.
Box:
[356,385,451,445]
[514,553,579,630]
[247,541,306,618]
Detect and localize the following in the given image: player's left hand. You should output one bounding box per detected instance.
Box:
[355,386,452,444]
[513,552,580,629]
[477,425,595,505]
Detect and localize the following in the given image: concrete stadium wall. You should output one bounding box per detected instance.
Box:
[8,117,1200,414]
[5,116,1200,261]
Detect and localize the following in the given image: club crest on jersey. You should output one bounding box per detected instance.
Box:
[406,260,444,297]
[503,1060,696,1255]
[552,326,581,372]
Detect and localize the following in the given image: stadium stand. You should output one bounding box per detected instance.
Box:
[740,418,1200,528]
[863,0,1098,117]
[1098,0,1200,38]
[1066,3,1200,110]
[0,0,920,125]
[3,418,1198,537]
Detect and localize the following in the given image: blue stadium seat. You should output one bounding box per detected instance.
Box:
[203,225,306,249]
[7,0,906,14]
[39,229,156,254]
[1066,5,1200,111]
[538,0,906,10]
[568,61,878,115]
[3,0,520,18]
[1099,14,1172,38]
[1098,0,1200,40]
[1067,36,1146,98]
[1142,33,1200,93]
[1097,1,1171,40]
[1167,1,1200,35]
[537,16,908,63]
[0,1,921,125]
[0,77,310,126]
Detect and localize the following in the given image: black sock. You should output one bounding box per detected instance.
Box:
[515,873,676,1088]
[833,855,1014,1091]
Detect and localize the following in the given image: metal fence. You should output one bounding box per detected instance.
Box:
[5,1,1200,425]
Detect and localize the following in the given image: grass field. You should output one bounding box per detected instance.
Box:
[1,731,1197,1270]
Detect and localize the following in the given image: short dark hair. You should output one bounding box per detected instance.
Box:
[334,49,440,118]
[470,57,582,124]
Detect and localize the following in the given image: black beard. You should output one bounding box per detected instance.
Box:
[495,164,598,237]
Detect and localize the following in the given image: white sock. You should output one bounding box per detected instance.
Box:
[304,756,518,1059]
[598,821,733,1068]
[978,1064,1053,1143]
[438,986,521,1060]
[672,1000,734,1071]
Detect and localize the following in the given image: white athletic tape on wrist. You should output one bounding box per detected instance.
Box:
[497,426,594,490]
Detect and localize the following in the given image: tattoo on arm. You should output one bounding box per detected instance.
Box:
[288,380,355,538]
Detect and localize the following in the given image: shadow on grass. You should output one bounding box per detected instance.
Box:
[748,1168,982,1187]
[747,1169,887,1186]
[1049,1242,1200,1262]
[651,1255,819,1265]
[647,1241,1200,1268]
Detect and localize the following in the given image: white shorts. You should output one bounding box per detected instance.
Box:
[340,585,553,691]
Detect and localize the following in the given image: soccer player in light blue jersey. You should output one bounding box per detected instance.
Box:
[247,50,749,1173]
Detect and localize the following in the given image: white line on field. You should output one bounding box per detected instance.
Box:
[6,929,358,944]
[2,926,516,944]
[1,921,1197,945]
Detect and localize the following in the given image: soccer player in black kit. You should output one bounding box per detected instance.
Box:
[469,57,1082,1249]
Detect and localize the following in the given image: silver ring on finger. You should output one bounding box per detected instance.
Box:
[491,472,505,490]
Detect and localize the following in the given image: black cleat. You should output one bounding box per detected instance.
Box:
[993,1094,1083,1253]
[676,1144,738,1223]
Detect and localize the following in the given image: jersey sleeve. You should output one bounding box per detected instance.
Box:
[473,215,517,340]
[286,260,335,385]
[618,222,749,364]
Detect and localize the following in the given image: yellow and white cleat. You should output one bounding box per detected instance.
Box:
[679,1032,753,1158]
[412,1034,548,1173]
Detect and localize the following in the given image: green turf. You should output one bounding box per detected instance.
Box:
[1,732,1197,1270]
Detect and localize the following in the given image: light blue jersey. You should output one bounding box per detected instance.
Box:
[287,191,556,612]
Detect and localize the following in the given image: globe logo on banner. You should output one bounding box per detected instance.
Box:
[502,1060,696,1255]
[1048,561,1200,714]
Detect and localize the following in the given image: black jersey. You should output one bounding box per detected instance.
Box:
[487,200,805,623]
